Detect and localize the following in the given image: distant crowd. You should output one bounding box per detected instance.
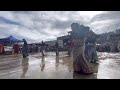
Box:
[0,40,66,56]
[0,40,120,57]
[96,44,120,52]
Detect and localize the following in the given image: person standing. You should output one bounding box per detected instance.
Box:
[41,41,45,56]
[55,41,59,56]
[13,43,20,54]
[0,43,4,55]
[22,39,29,58]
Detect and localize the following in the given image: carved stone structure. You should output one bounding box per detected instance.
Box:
[71,23,93,74]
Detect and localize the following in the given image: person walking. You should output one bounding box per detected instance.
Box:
[22,39,29,58]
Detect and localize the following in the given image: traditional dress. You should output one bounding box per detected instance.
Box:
[0,44,4,54]
[55,42,59,56]
[13,44,20,54]
[41,41,45,56]
[22,40,29,58]
[71,23,93,74]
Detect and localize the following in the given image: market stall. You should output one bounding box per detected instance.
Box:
[0,36,22,55]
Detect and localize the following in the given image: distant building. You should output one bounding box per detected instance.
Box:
[57,31,72,46]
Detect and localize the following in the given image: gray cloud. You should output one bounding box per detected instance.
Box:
[0,11,120,43]
[0,16,21,25]
[90,11,120,22]
[88,11,120,34]
[50,19,85,30]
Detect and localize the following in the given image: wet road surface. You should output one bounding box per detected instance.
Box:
[0,52,120,79]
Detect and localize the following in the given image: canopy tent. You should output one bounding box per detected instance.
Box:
[0,36,22,44]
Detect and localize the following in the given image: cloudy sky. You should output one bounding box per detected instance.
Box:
[0,11,120,43]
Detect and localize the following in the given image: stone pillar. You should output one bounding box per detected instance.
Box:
[71,23,93,74]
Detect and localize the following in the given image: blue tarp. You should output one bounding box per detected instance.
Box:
[0,36,22,44]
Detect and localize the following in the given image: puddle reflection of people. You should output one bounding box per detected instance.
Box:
[21,57,29,78]
[62,56,73,72]
[55,55,59,70]
[40,56,45,71]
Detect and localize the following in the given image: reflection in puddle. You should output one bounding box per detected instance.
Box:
[40,56,45,72]
[0,52,120,79]
[21,57,29,78]
[55,56,59,70]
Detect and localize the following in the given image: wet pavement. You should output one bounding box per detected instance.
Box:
[0,52,120,79]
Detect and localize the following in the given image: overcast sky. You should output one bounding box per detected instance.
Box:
[0,11,120,43]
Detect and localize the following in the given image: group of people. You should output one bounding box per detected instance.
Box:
[3,23,120,76]
[96,44,119,52]
[13,43,22,54]
[0,38,60,58]
[22,40,60,58]
[28,44,39,53]
[39,41,60,56]
[0,42,22,55]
